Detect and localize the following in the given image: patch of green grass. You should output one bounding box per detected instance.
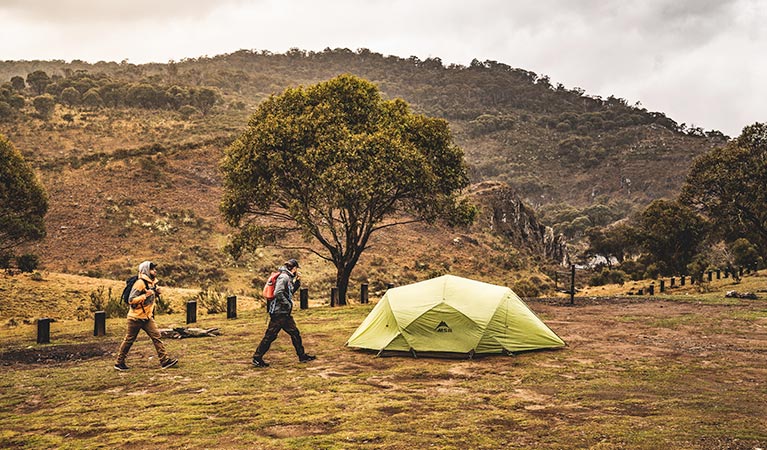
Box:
[1,300,766,449]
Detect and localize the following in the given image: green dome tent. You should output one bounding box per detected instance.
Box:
[346,275,565,357]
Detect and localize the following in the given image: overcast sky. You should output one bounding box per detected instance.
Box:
[1,0,764,137]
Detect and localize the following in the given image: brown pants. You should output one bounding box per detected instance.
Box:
[253,314,305,358]
[116,317,169,365]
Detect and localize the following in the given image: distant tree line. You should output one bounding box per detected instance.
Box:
[0,69,221,120]
[1,49,726,137]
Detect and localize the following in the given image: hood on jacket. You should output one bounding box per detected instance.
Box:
[138,260,156,279]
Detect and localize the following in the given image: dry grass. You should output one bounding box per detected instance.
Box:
[1,271,766,449]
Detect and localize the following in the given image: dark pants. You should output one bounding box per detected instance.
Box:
[116,317,169,365]
[254,314,305,358]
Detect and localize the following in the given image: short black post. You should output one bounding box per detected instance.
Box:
[660,279,665,293]
[569,264,576,305]
[716,269,721,280]
[708,271,713,282]
[360,283,369,304]
[387,283,395,290]
[37,318,51,344]
[724,269,730,279]
[637,288,644,295]
[670,277,675,288]
[300,288,308,310]
[739,267,744,277]
[330,287,338,307]
[681,275,686,286]
[648,284,655,295]
[186,300,197,324]
[226,296,237,319]
[94,311,106,336]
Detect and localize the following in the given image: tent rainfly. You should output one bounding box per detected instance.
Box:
[346,275,565,357]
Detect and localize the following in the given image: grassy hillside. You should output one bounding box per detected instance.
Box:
[0,49,729,289]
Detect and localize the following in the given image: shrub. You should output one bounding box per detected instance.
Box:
[730,238,760,268]
[0,251,13,269]
[90,286,128,318]
[16,254,39,272]
[589,268,628,286]
[512,278,541,298]
[194,289,227,314]
[686,254,710,283]
[154,293,174,315]
[619,260,646,281]
[178,105,200,120]
[643,263,662,280]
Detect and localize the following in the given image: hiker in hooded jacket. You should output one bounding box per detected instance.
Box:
[114,261,178,371]
[252,259,316,367]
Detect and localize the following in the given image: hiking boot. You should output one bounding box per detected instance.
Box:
[252,356,269,367]
[298,354,316,363]
[114,362,130,371]
[160,358,178,369]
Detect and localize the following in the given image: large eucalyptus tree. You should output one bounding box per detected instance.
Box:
[0,135,48,256]
[221,74,475,304]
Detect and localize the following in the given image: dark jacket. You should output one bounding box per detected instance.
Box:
[269,266,300,315]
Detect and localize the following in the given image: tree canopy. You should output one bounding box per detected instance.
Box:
[220,74,475,303]
[681,122,767,258]
[635,199,707,276]
[0,134,48,254]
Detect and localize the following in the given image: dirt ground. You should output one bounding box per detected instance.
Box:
[4,296,764,368]
[1,296,765,448]
[536,296,766,362]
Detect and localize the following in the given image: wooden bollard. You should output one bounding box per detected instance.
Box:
[716,269,721,280]
[569,264,576,305]
[670,277,675,288]
[37,318,51,344]
[94,311,106,336]
[226,296,237,319]
[360,283,369,304]
[659,279,665,293]
[708,271,713,282]
[186,300,197,324]
[680,276,686,286]
[330,287,338,307]
[300,288,308,310]
[648,284,655,295]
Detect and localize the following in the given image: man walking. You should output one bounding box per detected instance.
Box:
[114,261,178,371]
[253,259,315,367]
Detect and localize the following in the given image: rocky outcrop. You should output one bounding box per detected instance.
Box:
[469,182,569,265]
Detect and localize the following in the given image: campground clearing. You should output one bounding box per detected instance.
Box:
[1,292,765,449]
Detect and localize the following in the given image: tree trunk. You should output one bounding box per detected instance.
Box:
[335,267,350,306]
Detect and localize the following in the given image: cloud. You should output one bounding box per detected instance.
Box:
[0,0,764,135]
[0,0,250,22]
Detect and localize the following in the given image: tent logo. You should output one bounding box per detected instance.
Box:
[435,321,452,333]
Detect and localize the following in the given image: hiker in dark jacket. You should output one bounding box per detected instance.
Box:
[252,259,316,367]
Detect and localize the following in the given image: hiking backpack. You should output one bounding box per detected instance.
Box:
[262,271,281,300]
[121,275,142,304]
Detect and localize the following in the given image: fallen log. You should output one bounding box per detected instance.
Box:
[725,291,758,299]
[159,327,221,339]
